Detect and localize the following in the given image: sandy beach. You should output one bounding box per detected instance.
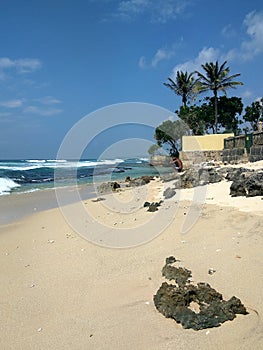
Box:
[0,163,263,349]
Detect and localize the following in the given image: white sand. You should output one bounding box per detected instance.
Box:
[0,162,262,349]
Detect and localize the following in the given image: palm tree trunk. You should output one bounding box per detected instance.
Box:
[182,95,187,108]
[214,90,218,134]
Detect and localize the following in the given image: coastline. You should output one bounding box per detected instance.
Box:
[0,183,97,225]
[0,164,263,349]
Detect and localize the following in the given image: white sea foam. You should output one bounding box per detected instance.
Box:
[50,159,125,168]
[0,159,125,172]
[0,177,20,195]
[0,165,42,171]
[26,159,46,163]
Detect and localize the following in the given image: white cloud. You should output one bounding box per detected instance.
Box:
[116,0,191,23]
[0,57,42,79]
[139,47,175,69]
[172,47,220,75]
[152,48,174,67]
[35,96,62,105]
[138,56,147,69]
[170,10,263,78]
[241,11,263,60]
[0,99,24,108]
[221,24,237,38]
[23,106,63,116]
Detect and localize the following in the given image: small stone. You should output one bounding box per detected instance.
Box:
[208,268,216,275]
[216,249,221,252]
[145,301,150,305]
[37,327,42,332]
[47,240,55,243]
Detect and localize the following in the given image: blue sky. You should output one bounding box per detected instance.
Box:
[0,0,263,159]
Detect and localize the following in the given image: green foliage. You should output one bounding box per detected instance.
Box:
[177,104,212,135]
[148,144,162,156]
[154,119,189,155]
[177,96,243,135]
[243,97,263,131]
[195,60,243,133]
[164,71,198,108]
[217,96,243,135]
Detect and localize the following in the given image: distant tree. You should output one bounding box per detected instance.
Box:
[163,71,197,108]
[217,96,243,135]
[243,97,263,131]
[177,96,243,135]
[195,61,243,133]
[154,119,189,156]
[148,144,162,156]
[176,105,207,135]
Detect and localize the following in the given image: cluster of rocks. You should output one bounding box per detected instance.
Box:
[97,181,121,194]
[153,257,248,330]
[143,201,163,212]
[125,175,155,187]
[97,176,155,194]
[228,169,263,197]
[96,164,263,198]
[161,164,263,197]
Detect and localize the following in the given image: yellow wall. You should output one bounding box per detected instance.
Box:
[182,134,234,151]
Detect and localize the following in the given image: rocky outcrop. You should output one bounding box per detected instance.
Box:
[162,166,224,189]
[230,171,263,197]
[127,175,155,187]
[153,257,248,330]
[163,187,176,199]
[144,201,163,212]
[97,181,121,193]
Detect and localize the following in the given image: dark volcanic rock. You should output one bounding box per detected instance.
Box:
[178,167,223,188]
[163,187,176,199]
[225,167,254,182]
[146,201,163,212]
[246,171,263,197]
[161,173,181,183]
[128,175,154,187]
[97,181,121,193]
[230,171,263,197]
[153,257,248,330]
[230,181,247,197]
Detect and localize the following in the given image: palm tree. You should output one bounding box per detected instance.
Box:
[164,71,197,108]
[195,61,243,133]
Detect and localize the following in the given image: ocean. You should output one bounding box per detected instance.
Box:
[0,158,172,196]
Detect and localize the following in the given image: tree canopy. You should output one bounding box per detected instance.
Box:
[243,97,263,131]
[164,71,197,108]
[154,119,189,156]
[177,96,243,135]
[195,60,243,133]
